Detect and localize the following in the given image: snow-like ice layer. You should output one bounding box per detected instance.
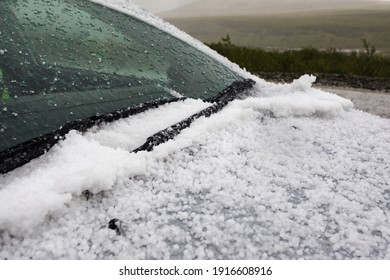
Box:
[236,76,353,118]
[0,99,209,233]
[1,76,389,259]
[0,131,146,234]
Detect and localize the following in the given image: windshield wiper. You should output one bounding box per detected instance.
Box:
[134,79,255,152]
[0,79,254,174]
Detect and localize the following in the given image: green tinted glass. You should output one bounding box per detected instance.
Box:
[0,0,241,151]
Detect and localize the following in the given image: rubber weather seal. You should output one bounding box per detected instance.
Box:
[0,79,254,174]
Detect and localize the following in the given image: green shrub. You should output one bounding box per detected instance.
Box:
[207,36,390,77]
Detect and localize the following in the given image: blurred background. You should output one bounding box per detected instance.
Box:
[133,0,390,54]
[133,0,390,117]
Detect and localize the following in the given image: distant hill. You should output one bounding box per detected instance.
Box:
[166,10,390,53]
[159,0,390,18]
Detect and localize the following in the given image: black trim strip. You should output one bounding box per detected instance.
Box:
[0,98,184,174]
[0,79,255,174]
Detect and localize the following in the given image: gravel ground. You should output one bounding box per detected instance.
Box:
[317,87,390,119]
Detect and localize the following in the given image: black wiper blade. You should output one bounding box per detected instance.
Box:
[134,79,255,152]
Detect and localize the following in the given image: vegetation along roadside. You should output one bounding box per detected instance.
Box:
[207,35,390,91]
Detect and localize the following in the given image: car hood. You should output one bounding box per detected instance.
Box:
[1,74,390,259]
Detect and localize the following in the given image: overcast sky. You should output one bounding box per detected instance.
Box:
[133,0,390,13]
[132,0,198,13]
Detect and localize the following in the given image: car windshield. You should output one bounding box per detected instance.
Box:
[0,0,241,152]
